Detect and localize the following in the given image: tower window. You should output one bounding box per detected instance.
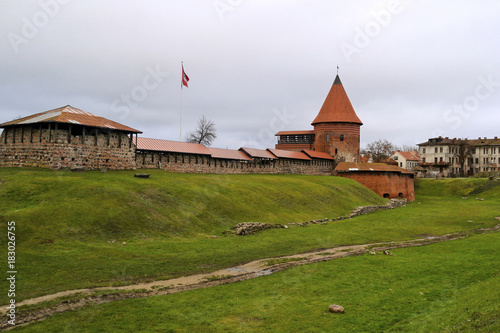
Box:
[335,148,338,155]
[326,134,330,142]
[340,134,344,141]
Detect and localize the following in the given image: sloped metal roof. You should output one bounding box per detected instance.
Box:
[207,147,252,160]
[267,148,311,160]
[275,130,315,136]
[239,147,277,159]
[136,137,211,155]
[301,149,335,160]
[0,105,142,133]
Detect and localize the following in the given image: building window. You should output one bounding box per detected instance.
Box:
[422,157,426,163]
[326,134,329,142]
[335,148,338,155]
[434,157,438,164]
[439,157,443,163]
[440,147,443,153]
[423,148,426,154]
[340,134,344,142]
[435,147,438,153]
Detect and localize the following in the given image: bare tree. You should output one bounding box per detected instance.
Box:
[185,115,217,146]
[394,144,418,152]
[453,140,473,177]
[365,139,395,163]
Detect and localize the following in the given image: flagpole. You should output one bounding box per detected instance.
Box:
[180,61,183,141]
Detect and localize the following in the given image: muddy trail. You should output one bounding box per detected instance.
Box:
[2,224,499,330]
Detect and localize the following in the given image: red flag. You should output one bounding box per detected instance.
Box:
[182,65,189,88]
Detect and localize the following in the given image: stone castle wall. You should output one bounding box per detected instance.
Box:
[0,126,136,170]
[136,151,335,175]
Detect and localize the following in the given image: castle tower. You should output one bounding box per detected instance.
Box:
[311,75,362,162]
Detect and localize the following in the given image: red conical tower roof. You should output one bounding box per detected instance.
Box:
[311,75,363,126]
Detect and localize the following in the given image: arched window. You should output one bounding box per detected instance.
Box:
[326,133,330,142]
[340,134,344,141]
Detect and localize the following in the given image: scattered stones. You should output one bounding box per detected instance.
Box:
[347,199,407,219]
[383,250,393,256]
[369,251,376,255]
[228,199,408,236]
[230,222,285,235]
[496,217,500,221]
[467,220,474,223]
[329,304,345,313]
[462,197,468,200]
[122,242,127,246]
[475,198,485,201]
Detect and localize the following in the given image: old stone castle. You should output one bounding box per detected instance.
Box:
[0,75,415,201]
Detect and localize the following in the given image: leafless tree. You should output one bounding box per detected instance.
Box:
[185,115,217,146]
[394,144,418,152]
[365,139,395,162]
[453,140,473,177]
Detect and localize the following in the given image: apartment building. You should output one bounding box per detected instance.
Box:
[418,136,500,177]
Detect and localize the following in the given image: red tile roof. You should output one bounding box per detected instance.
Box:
[267,149,311,160]
[239,147,277,159]
[207,147,252,160]
[311,75,362,126]
[275,130,315,136]
[396,151,419,161]
[335,162,414,175]
[0,105,142,133]
[301,150,335,160]
[136,137,211,155]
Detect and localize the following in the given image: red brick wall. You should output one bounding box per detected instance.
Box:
[313,123,360,162]
[337,171,415,201]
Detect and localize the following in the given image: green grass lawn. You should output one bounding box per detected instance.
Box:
[12,231,500,332]
[0,169,499,305]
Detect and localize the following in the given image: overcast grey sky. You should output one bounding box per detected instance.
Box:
[1,0,499,150]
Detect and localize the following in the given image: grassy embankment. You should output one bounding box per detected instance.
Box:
[1,167,384,303]
[0,168,499,306]
[9,175,500,332]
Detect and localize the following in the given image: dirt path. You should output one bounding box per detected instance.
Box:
[2,224,499,330]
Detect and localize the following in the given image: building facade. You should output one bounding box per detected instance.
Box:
[275,75,362,162]
[418,136,500,177]
[390,151,420,171]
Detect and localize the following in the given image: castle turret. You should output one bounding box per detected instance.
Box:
[312,75,362,162]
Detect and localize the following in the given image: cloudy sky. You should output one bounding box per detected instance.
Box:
[1,0,499,150]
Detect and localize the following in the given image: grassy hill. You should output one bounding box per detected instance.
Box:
[0,168,385,242]
[4,172,499,332]
[1,168,499,329]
